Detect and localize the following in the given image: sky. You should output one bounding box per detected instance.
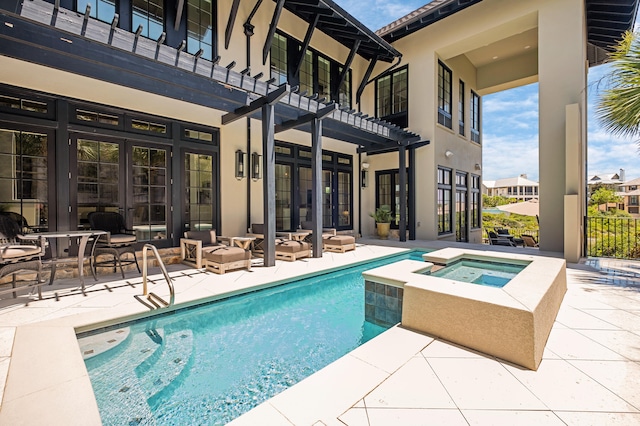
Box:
[335,0,640,183]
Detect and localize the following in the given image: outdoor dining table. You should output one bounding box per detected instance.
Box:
[21,230,107,289]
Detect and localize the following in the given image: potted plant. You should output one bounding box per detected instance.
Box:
[370,207,392,239]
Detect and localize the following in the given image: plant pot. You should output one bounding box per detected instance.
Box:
[376,222,390,239]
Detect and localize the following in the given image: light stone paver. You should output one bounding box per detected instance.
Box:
[2,242,640,425]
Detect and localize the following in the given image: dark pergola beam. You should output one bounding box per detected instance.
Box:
[221,84,289,125]
[224,0,241,49]
[263,0,286,65]
[335,39,360,98]
[274,103,337,133]
[356,56,377,105]
[174,0,185,31]
[262,102,277,267]
[293,14,320,77]
[408,146,416,240]
[357,140,430,155]
[398,145,407,242]
[311,117,323,258]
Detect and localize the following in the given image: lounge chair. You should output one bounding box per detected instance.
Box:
[522,235,539,247]
[323,235,356,253]
[88,211,141,278]
[487,230,516,247]
[0,215,45,299]
[180,229,224,269]
[275,239,310,261]
[203,245,252,274]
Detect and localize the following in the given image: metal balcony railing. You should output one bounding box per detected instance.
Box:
[586,216,640,259]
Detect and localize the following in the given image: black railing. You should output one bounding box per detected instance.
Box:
[586,216,640,259]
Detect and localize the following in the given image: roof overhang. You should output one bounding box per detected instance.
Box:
[278,0,401,62]
[6,0,420,152]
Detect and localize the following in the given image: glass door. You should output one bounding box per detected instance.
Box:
[456,190,467,242]
[73,136,171,243]
[130,144,169,242]
[275,163,292,230]
[184,152,215,232]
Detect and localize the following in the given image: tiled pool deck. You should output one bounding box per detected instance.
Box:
[0,239,639,425]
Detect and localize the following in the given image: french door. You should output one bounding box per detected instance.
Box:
[72,135,171,243]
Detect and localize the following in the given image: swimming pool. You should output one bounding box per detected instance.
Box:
[80,250,426,425]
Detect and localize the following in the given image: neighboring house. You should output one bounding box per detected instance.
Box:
[616,177,640,217]
[0,0,636,260]
[483,175,539,202]
[587,169,625,195]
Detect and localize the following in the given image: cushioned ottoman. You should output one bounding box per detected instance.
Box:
[323,235,356,253]
[203,246,251,274]
[275,240,310,261]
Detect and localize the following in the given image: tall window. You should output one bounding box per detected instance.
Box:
[376,67,408,128]
[471,174,481,229]
[338,66,351,107]
[438,61,452,128]
[0,129,49,231]
[438,167,452,234]
[318,56,331,101]
[132,0,164,40]
[270,33,352,108]
[376,169,409,229]
[76,0,115,23]
[471,90,481,143]
[187,0,213,60]
[299,50,314,95]
[184,153,214,232]
[338,171,351,227]
[456,172,467,242]
[270,33,288,85]
[458,80,465,135]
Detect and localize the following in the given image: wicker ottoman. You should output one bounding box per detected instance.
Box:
[323,235,356,253]
[203,246,251,274]
[275,240,310,261]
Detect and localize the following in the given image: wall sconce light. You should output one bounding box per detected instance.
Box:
[251,152,262,180]
[235,150,246,179]
[361,162,369,188]
[445,150,454,158]
[475,163,482,171]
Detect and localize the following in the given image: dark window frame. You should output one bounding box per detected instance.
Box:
[374,168,410,230]
[375,65,408,129]
[471,174,481,229]
[471,90,481,143]
[270,31,353,108]
[437,166,452,235]
[274,141,353,231]
[458,79,465,136]
[438,61,452,129]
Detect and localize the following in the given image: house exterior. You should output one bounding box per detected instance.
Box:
[587,169,625,195]
[0,0,636,263]
[616,177,640,216]
[483,174,539,202]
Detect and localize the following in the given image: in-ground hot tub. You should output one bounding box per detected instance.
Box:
[363,248,566,370]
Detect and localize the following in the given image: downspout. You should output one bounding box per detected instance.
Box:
[244,0,263,230]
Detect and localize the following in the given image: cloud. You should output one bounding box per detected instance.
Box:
[335,0,425,31]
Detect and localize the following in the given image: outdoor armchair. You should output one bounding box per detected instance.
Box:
[181,229,226,269]
[0,215,45,299]
[88,211,140,278]
[487,230,516,247]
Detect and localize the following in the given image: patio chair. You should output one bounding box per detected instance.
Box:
[487,230,516,247]
[0,215,45,299]
[88,211,140,278]
[180,229,226,269]
[299,220,337,245]
[246,223,266,255]
[522,235,539,247]
[274,239,310,261]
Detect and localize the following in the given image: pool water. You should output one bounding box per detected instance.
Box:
[429,259,527,288]
[80,250,426,425]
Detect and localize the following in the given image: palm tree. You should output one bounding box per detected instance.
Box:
[597,31,640,142]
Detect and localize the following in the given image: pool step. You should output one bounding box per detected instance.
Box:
[136,329,194,406]
[85,330,165,425]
